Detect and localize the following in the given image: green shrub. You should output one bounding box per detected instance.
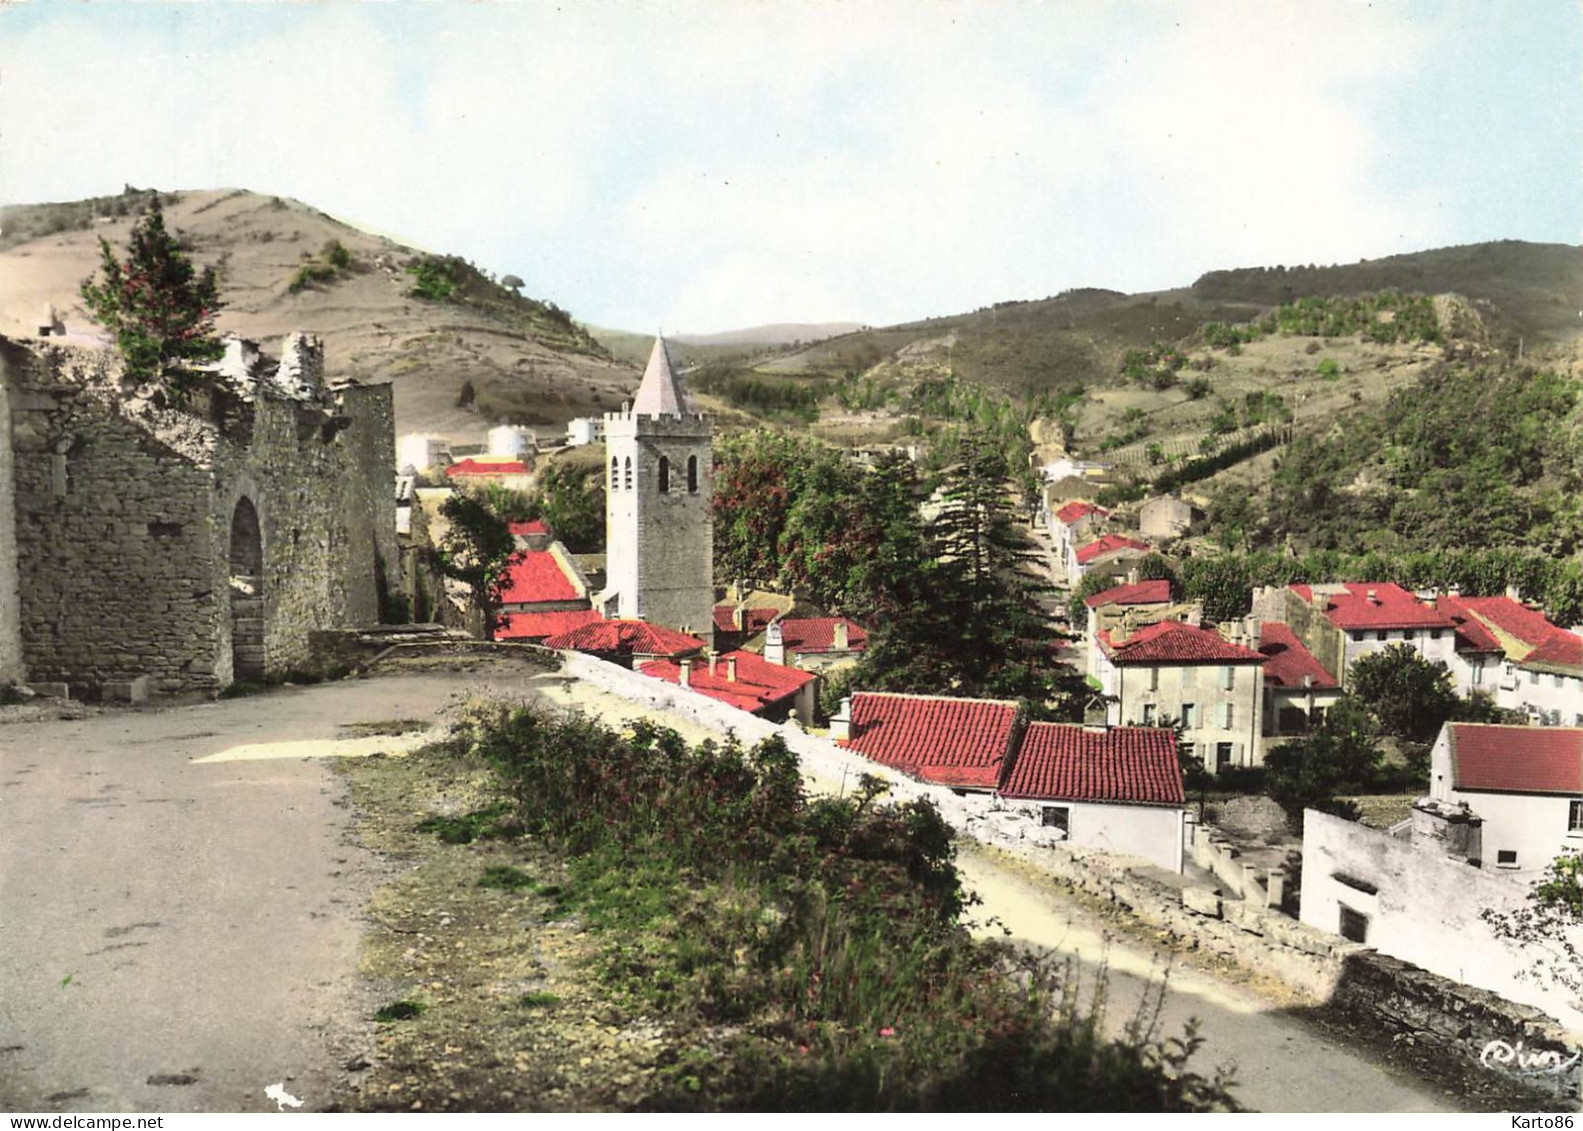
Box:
[1317,357,1340,380]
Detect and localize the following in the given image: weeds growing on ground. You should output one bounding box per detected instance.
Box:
[432,699,1238,1111]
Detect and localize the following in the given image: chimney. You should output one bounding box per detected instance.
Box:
[764,621,786,666]
[679,658,692,688]
[830,696,853,742]
[1366,589,1380,605]
[708,650,718,676]
[833,621,849,650]
[733,603,745,632]
[727,655,738,682]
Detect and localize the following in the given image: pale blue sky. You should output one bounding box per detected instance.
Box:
[4,1,1579,333]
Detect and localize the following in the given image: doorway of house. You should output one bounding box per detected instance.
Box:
[229,498,265,683]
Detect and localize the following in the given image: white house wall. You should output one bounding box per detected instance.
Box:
[1022,799,1183,872]
[1301,809,1583,1035]
[1110,661,1265,768]
[1497,662,1583,726]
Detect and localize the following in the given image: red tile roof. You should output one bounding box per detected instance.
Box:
[712,604,781,636]
[842,692,1021,789]
[776,617,868,655]
[1258,622,1339,689]
[641,650,815,714]
[1451,595,1565,650]
[1438,596,1503,653]
[1447,723,1583,795]
[445,458,530,477]
[508,518,552,537]
[543,619,705,658]
[1104,620,1265,665]
[498,550,581,605]
[496,608,602,641]
[1075,534,1149,565]
[1524,632,1583,671]
[1055,501,1108,526]
[1001,723,1185,806]
[1084,579,1172,609]
[1290,582,1454,631]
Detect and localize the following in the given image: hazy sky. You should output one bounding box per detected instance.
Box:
[5,1,1579,333]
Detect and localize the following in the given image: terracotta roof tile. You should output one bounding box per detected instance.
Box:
[1524,632,1583,671]
[1258,622,1339,689]
[544,619,705,657]
[1084,579,1172,609]
[498,550,581,605]
[1438,596,1503,653]
[1055,501,1107,526]
[1452,596,1566,651]
[1292,582,1454,631]
[842,692,1021,789]
[445,458,530,477]
[641,650,814,714]
[1105,621,1265,665]
[508,518,552,537]
[712,604,780,635]
[496,608,602,641]
[1000,723,1185,805]
[1448,723,1583,795]
[776,617,868,655]
[1075,534,1149,565]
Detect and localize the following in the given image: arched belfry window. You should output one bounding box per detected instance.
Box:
[623,456,633,491]
[611,456,619,490]
[687,455,699,494]
[658,456,670,493]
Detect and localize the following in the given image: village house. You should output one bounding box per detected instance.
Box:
[759,615,868,672]
[1254,582,1458,690]
[487,424,537,459]
[998,722,1187,872]
[397,432,447,475]
[1138,495,1193,542]
[831,691,1187,871]
[1070,533,1151,585]
[1046,501,1108,579]
[564,416,604,447]
[1095,620,1266,771]
[1082,578,1200,680]
[641,648,818,725]
[710,583,815,652]
[1256,621,1342,738]
[444,456,535,492]
[541,618,704,668]
[1302,721,1583,1032]
[1434,594,1583,724]
[0,333,398,696]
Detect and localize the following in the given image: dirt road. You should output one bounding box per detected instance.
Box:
[0,663,1464,1111]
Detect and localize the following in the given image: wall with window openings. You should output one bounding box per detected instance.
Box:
[1107,658,1266,769]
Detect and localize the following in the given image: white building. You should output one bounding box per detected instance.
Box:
[1267,583,1459,690]
[397,432,447,475]
[565,417,605,447]
[488,425,537,459]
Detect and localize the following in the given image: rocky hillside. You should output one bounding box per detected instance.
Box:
[0,188,635,436]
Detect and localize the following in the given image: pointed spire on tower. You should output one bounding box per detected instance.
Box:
[631,336,691,416]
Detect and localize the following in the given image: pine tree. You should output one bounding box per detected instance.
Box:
[80,197,224,402]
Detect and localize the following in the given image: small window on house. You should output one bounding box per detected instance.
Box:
[1471,663,1484,686]
[1215,742,1233,772]
[1338,906,1369,944]
[658,456,670,493]
[1181,666,1197,688]
[1569,800,1583,833]
[1142,704,1157,726]
[611,456,619,489]
[1496,849,1519,869]
[687,455,699,494]
[1430,629,1442,640]
[1351,631,1364,642]
[1376,630,1388,642]
[1218,666,1233,690]
[1555,674,1565,689]
[1041,806,1070,833]
[1182,702,1197,729]
[1179,741,1195,765]
[624,457,633,491]
[1531,669,1540,685]
[1148,667,1160,691]
[1219,702,1234,729]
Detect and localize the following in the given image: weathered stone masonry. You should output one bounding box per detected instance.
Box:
[0,368,20,684]
[0,334,397,695]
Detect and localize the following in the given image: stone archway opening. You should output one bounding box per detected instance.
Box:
[229,498,264,683]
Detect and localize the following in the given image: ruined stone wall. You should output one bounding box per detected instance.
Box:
[6,340,226,691]
[0,353,23,683]
[3,336,397,694]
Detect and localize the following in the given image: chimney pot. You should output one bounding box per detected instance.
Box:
[727,655,737,682]
[833,621,849,650]
[679,659,692,688]
[708,650,718,676]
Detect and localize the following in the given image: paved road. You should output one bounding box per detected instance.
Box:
[1,664,1461,1112]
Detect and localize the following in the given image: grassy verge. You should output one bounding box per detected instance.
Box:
[338,699,1239,1111]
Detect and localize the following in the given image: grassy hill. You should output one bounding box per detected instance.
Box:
[0,187,635,437]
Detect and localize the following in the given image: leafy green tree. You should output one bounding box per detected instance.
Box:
[1263,708,1383,827]
[525,463,605,553]
[1067,569,1118,624]
[79,197,224,402]
[434,494,517,640]
[1347,643,1460,744]
[1178,555,1252,623]
[1482,851,1583,998]
[1134,552,1180,595]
